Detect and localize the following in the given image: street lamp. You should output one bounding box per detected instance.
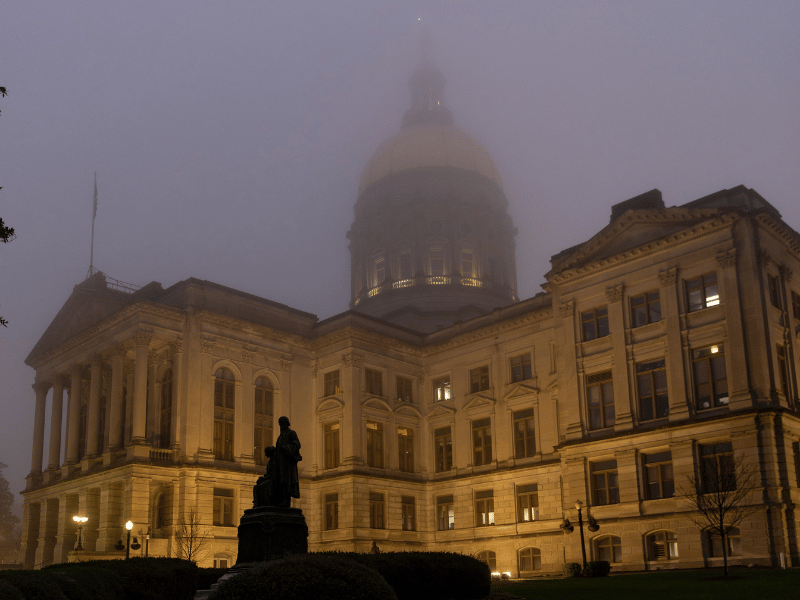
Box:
[125,520,133,559]
[575,500,588,568]
[72,515,87,551]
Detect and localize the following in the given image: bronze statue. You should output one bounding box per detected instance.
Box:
[253,416,302,508]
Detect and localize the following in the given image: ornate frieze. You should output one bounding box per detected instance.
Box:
[780,264,793,282]
[558,300,574,318]
[658,268,677,287]
[279,359,293,373]
[199,339,216,354]
[148,350,160,367]
[342,353,363,368]
[133,331,152,347]
[311,365,318,379]
[170,340,183,355]
[241,349,256,363]
[716,248,737,269]
[605,284,624,304]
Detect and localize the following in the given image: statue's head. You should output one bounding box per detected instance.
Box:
[264,446,276,458]
[278,416,290,428]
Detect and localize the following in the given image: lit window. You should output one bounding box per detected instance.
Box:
[433,376,451,402]
[686,273,720,311]
[324,493,338,530]
[401,496,415,531]
[516,483,538,522]
[434,426,453,472]
[509,354,532,383]
[437,495,454,530]
[587,371,615,430]
[374,257,385,286]
[631,291,661,327]
[513,409,535,458]
[213,557,229,569]
[518,547,541,572]
[469,366,490,393]
[636,359,668,421]
[396,376,413,403]
[647,531,678,560]
[398,427,414,473]
[643,451,674,500]
[253,376,273,465]
[366,422,384,468]
[461,250,475,278]
[213,368,235,461]
[365,368,383,396]
[594,536,622,563]
[324,422,339,470]
[369,492,385,529]
[475,490,494,527]
[582,307,609,341]
[693,345,728,409]
[591,460,619,506]
[213,488,234,526]
[323,370,340,397]
[472,418,492,466]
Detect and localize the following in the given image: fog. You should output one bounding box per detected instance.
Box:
[1,1,798,502]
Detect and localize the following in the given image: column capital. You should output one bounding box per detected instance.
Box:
[148,349,160,367]
[279,358,293,373]
[716,248,737,269]
[605,284,624,303]
[109,343,127,358]
[32,380,51,395]
[342,353,362,369]
[133,330,153,347]
[54,373,71,388]
[559,300,575,318]
[89,353,103,367]
[658,267,678,288]
[170,340,184,356]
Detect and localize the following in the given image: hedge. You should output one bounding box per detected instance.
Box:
[210,554,396,600]
[318,551,491,600]
[197,567,229,591]
[562,561,611,578]
[0,567,126,600]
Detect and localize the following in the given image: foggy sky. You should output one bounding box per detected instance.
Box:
[1,1,799,502]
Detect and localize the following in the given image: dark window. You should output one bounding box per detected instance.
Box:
[374,257,385,285]
[324,422,339,470]
[648,531,678,560]
[469,366,491,393]
[433,376,451,402]
[591,460,620,506]
[430,249,445,277]
[213,368,235,461]
[792,291,800,321]
[778,345,792,399]
[516,483,538,522]
[213,488,234,526]
[708,528,741,557]
[476,550,496,572]
[369,492,385,529]
[793,442,800,487]
[769,273,782,308]
[399,252,413,280]
[365,368,383,396]
[693,345,728,409]
[582,307,609,341]
[587,371,615,430]
[366,422,384,468]
[159,369,173,449]
[324,370,340,397]
[644,451,674,499]
[253,376,273,465]
[475,490,494,527]
[510,354,533,383]
[518,547,541,572]
[396,376,413,403]
[631,291,661,327]
[513,409,536,458]
[701,442,735,493]
[398,427,414,473]
[686,273,720,312]
[472,418,492,466]
[595,536,622,563]
[324,493,338,530]
[155,492,169,529]
[437,495,454,530]
[637,359,669,421]
[401,496,415,531]
[434,426,453,472]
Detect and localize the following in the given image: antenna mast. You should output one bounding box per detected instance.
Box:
[87,172,97,278]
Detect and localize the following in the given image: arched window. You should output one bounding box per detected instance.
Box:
[476,550,496,572]
[214,368,235,461]
[708,527,741,557]
[253,376,273,465]
[155,492,169,529]
[518,547,541,572]
[593,535,622,563]
[159,369,173,449]
[78,380,89,460]
[97,394,107,453]
[647,530,678,561]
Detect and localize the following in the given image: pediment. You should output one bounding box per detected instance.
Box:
[503,382,540,402]
[316,398,344,413]
[426,404,455,418]
[462,393,496,411]
[394,405,422,418]
[27,285,131,364]
[362,398,391,412]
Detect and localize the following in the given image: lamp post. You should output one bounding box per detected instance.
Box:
[72,515,88,551]
[575,500,588,568]
[125,520,133,559]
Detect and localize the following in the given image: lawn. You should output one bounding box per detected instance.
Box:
[489,568,800,600]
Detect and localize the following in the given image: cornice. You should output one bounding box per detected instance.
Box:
[754,212,800,260]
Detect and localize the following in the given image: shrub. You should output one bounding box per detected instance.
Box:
[562,562,582,577]
[0,580,24,600]
[197,567,229,591]
[0,570,68,600]
[583,561,611,578]
[210,554,397,600]
[318,551,490,600]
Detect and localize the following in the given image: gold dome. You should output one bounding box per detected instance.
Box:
[358,123,503,196]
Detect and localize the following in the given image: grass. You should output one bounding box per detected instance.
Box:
[489,568,800,600]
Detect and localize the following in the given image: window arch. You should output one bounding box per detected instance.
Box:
[476,550,496,572]
[159,368,173,449]
[647,530,678,561]
[214,368,235,461]
[518,547,541,572]
[708,527,741,557]
[155,491,170,529]
[254,376,274,465]
[593,535,622,563]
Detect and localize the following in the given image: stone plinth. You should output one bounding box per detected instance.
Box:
[235,506,308,566]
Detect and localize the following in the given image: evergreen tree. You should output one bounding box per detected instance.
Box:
[0,462,20,561]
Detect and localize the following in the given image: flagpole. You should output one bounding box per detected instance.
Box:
[88,172,97,278]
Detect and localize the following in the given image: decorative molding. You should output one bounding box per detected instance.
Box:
[170,340,183,355]
[311,365,318,379]
[241,349,256,363]
[756,247,771,266]
[605,284,624,304]
[148,349,160,367]
[780,264,793,282]
[33,380,51,394]
[133,330,152,347]
[199,339,216,354]
[558,300,574,318]
[109,343,127,358]
[658,268,678,288]
[716,248,737,269]
[279,359,293,373]
[342,353,363,368]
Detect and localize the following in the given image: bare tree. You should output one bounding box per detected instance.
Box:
[679,446,759,576]
[173,508,210,564]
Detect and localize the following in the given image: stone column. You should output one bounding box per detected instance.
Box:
[557,300,582,441]
[29,381,50,480]
[341,354,363,466]
[606,284,633,430]
[170,341,183,450]
[48,376,66,470]
[85,354,102,457]
[125,362,135,446]
[659,268,689,421]
[108,345,126,450]
[131,331,152,445]
[239,352,254,465]
[65,366,83,464]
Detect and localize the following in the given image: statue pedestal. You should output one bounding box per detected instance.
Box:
[235,506,308,566]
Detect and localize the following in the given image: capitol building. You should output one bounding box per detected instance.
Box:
[19,53,800,575]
